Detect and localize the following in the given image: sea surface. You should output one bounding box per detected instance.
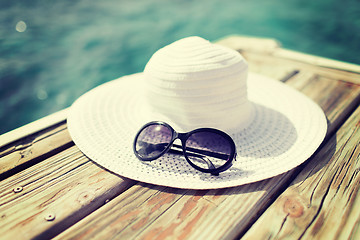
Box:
[1,0,360,134]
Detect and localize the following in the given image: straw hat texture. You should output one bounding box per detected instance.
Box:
[67,36,327,189]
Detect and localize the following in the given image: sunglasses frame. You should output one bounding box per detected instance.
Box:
[133,121,236,175]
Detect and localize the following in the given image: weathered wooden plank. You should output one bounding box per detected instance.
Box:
[250,52,360,85]
[285,72,360,137]
[0,145,135,239]
[52,69,360,239]
[242,105,360,239]
[276,48,360,76]
[240,50,360,85]
[54,172,294,240]
[216,35,281,54]
[0,121,73,178]
[218,35,301,82]
[217,35,360,84]
[54,183,191,240]
[0,108,68,148]
[135,176,297,240]
[243,52,300,81]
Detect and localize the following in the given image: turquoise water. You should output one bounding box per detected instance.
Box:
[1,0,360,134]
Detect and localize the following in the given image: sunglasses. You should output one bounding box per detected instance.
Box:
[133,121,236,175]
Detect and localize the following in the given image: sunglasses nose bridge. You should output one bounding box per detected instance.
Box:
[176,132,188,145]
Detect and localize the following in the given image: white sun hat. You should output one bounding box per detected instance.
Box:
[67,36,327,189]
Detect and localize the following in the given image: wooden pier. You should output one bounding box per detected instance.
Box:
[1,35,359,239]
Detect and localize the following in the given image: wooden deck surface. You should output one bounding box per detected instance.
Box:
[0,35,359,239]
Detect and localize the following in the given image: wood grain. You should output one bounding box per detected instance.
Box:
[242,105,360,240]
[217,35,360,84]
[0,145,135,239]
[285,72,360,137]
[54,173,295,240]
[53,57,360,239]
[1,35,359,240]
[0,108,68,148]
[0,122,73,178]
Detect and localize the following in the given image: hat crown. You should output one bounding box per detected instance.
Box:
[144,36,253,133]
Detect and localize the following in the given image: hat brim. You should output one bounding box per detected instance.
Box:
[67,72,327,189]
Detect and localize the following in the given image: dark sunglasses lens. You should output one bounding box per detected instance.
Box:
[134,124,173,160]
[185,131,232,170]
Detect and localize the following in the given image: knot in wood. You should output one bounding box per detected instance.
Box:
[283,197,304,218]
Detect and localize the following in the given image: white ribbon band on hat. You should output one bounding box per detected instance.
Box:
[67,37,327,189]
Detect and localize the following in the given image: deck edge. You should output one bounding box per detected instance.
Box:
[0,108,68,148]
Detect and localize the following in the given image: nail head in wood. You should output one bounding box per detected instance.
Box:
[13,187,23,193]
[44,213,56,221]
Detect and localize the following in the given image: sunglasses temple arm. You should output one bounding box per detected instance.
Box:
[169,145,217,171]
[171,144,230,160]
[137,141,230,160]
[168,145,211,161]
[139,142,224,175]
